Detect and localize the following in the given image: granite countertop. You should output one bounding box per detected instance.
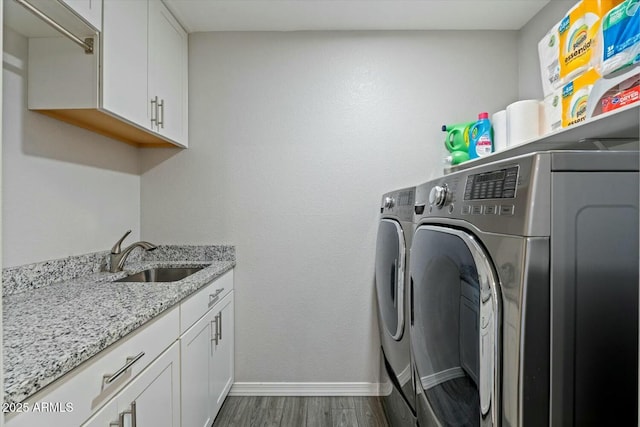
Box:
[2,245,235,405]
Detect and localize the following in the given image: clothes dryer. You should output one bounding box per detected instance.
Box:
[375,187,416,426]
[410,151,638,426]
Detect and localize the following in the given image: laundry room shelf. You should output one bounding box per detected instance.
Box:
[448,103,639,172]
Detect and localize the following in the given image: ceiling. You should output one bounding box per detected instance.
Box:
[164,0,551,33]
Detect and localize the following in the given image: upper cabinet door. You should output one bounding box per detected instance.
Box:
[60,0,103,31]
[148,0,188,146]
[101,0,150,131]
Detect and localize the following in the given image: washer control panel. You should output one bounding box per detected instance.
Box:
[464,166,519,200]
[381,187,415,221]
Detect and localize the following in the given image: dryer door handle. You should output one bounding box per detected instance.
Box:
[410,278,414,326]
[390,258,398,307]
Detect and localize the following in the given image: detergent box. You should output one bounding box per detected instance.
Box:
[558,0,623,81]
[561,67,602,127]
[601,72,640,112]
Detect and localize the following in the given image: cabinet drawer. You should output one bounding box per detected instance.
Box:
[82,342,181,427]
[180,270,234,334]
[6,306,179,427]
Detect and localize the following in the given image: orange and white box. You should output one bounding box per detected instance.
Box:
[561,67,602,127]
[558,0,623,81]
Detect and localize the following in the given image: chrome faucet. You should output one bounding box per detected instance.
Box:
[109,230,157,273]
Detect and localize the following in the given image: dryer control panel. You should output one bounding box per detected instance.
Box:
[464,166,519,200]
[413,152,550,236]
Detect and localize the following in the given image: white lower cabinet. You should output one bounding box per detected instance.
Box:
[6,270,234,427]
[181,308,218,427]
[210,294,235,416]
[82,342,180,427]
[181,276,235,427]
[5,307,180,427]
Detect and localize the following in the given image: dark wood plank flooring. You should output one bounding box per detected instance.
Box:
[213,396,389,427]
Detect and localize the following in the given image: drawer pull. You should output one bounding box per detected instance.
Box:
[103,352,145,386]
[208,288,225,307]
[209,294,220,308]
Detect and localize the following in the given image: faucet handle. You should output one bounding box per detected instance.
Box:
[111,230,132,254]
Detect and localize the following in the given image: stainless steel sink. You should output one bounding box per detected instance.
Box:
[115,267,204,283]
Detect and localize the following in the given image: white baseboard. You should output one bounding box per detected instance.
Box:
[229,382,385,396]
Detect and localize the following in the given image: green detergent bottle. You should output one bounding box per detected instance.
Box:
[442,122,474,153]
[444,151,470,166]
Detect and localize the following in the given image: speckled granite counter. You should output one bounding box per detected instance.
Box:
[3,245,235,405]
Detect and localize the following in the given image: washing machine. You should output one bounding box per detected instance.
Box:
[409,150,638,426]
[375,186,417,426]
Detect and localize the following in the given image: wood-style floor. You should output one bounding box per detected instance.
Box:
[213,396,390,427]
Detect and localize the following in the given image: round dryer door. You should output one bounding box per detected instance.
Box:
[375,219,406,341]
[410,225,500,427]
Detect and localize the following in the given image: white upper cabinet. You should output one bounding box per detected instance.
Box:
[27,0,189,148]
[148,0,188,144]
[102,0,149,130]
[60,0,102,30]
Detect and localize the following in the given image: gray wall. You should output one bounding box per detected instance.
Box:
[140,31,519,386]
[518,0,574,99]
[3,7,575,384]
[2,28,141,267]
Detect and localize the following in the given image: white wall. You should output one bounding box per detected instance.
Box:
[141,31,519,386]
[518,0,574,99]
[2,28,141,267]
[1,2,5,422]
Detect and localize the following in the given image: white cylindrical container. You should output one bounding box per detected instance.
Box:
[506,99,540,145]
[491,110,507,151]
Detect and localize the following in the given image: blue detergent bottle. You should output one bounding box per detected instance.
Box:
[468,112,493,159]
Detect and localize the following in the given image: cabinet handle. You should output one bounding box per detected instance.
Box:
[218,311,223,341]
[158,99,165,129]
[103,352,145,387]
[150,96,158,128]
[119,402,137,427]
[131,402,137,427]
[211,316,219,351]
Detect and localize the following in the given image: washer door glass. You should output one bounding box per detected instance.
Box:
[375,219,406,340]
[410,225,499,427]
